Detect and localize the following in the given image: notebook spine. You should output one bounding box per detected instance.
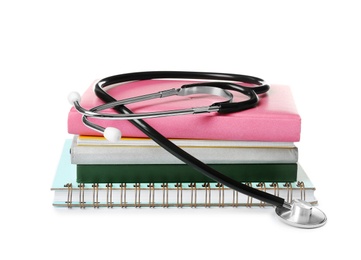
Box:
[57,181,313,208]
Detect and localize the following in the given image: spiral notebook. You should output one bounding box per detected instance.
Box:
[52,140,317,208]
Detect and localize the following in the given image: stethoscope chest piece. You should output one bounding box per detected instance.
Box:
[275,199,327,228]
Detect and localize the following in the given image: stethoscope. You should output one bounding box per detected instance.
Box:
[68,71,327,228]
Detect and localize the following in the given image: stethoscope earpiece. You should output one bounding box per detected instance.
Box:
[68,91,81,104]
[103,127,122,143]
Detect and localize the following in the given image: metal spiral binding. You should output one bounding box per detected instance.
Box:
[92,183,99,208]
[297,181,305,201]
[256,182,266,207]
[270,182,279,197]
[174,183,182,208]
[148,183,155,208]
[65,183,72,208]
[203,183,211,208]
[60,181,314,208]
[134,183,141,208]
[284,182,293,203]
[120,183,127,208]
[79,183,85,208]
[232,189,239,208]
[161,183,169,208]
[216,183,225,208]
[189,183,197,208]
[106,183,113,208]
[245,182,253,208]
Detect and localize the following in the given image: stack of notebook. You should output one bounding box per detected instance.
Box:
[51,79,317,207]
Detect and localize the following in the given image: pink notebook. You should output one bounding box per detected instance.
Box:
[68,79,301,142]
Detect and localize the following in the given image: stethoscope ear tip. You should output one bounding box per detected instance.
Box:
[104,127,122,143]
[68,92,81,105]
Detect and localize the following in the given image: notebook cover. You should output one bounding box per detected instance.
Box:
[76,163,298,183]
[68,79,301,141]
[71,136,299,164]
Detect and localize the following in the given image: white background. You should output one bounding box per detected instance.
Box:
[1,0,360,259]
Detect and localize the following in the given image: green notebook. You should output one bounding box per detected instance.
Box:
[76,163,297,183]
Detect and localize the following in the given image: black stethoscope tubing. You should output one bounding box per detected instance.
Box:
[93,71,285,208]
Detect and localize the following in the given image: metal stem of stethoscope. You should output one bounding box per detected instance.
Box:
[68,72,327,228]
[69,85,232,120]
